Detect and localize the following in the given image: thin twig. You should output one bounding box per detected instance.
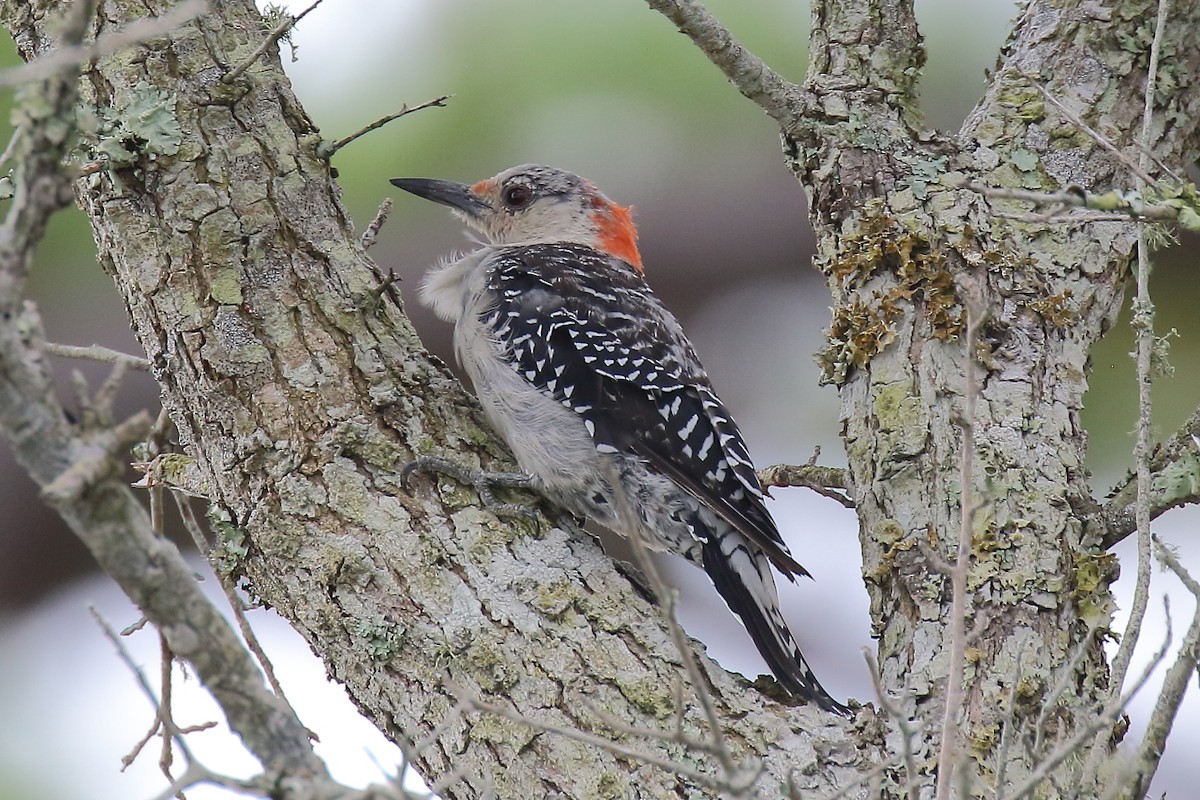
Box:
[322,96,451,157]
[1031,626,1100,755]
[959,182,1182,223]
[158,633,178,787]
[172,491,299,717]
[584,700,717,754]
[935,285,985,800]
[447,683,745,793]
[1015,69,1157,186]
[0,0,207,87]
[999,611,1173,800]
[1095,3,1170,787]
[757,462,855,509]
[995,210,1161,226]
[222,0,328,84]
[643,0,800,128]
[0,129,20,171]
[89,608,200,766]
[864,649,921,800]
[991,653,1024,798]
[361,198,394,251]
[601,460,744,785]
[802,760,896,800]
[1126,538,1200,795]
[42,341,150,370]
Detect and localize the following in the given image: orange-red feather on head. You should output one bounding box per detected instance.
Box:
[589,196,643,272]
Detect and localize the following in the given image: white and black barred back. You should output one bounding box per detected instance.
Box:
[471,242,848,715]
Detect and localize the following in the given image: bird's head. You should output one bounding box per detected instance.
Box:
[391,164,643,271]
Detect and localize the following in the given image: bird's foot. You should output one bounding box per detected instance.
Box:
[401,455,540,529]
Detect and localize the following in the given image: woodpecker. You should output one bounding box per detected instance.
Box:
[391,164,849,715]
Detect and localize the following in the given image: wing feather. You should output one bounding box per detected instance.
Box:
[484,244,808,579]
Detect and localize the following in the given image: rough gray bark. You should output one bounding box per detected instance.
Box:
[3,1,856,797]
[781,0,1200,795]
[2,0,1198,798]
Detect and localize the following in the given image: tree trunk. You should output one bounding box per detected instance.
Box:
[3,0,1198,797]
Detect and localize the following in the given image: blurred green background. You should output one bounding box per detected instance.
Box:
[0,1,1197,798]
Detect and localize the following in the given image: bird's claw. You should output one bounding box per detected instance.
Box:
[402,455,540,530]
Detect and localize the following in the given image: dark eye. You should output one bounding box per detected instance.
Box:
[502,184,532,209]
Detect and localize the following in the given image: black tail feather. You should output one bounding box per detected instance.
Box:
[702,541,851,716]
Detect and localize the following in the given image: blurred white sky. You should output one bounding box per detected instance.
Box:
[2,0,1198,798]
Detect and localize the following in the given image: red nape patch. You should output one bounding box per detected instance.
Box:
[593,201,643,272]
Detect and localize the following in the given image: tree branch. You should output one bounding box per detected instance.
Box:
[3,2,863,796]
[643,0,802,128]
[758,461,855,508]
[0,4,330,788]
[1099,404,1200,547]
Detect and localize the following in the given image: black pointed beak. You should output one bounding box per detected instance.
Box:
[390,177,491,218]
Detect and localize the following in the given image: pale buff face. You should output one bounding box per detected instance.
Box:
[392,164,642,269]
[458,164,604,247]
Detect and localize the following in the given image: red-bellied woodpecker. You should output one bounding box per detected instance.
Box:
[392,164,849,715]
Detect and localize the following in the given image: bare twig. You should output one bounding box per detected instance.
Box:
[0,0,207,87]
[864,649,921,800]
[43,341,150,370]
[584,699,717,755]
[222,0,328,84]
[959,182,1183,223]
[991,653,1025,797]
[90,608,202,767]
[361,198,394,250]
[935,285,985,800]
[601,461,746,786]
[1096,6,1170,789]
[803,760,896,800]
[1000,612,1172,800]
[1125,538,1200,795]
[171,491,300,716]
[1031,627,1100,756]
[643,0,800,128]
[145,761,260,800]
[448,683,748,793]
[758,462,855,508]
[321,96,451,157]
[1014,69,1158,186]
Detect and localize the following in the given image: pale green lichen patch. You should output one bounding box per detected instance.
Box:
[209,268,244,305]
[1155,450,1200,503]
[896,154,948,200]
[872,381,929,461]
[93,81,181,168]
[467,712,537,754]
[586,770,631,800]
[531,578,582,619]
[210,518,249,578]
[328,419,405,473]
[466,637,520,693]
[142,452,209,497]
[462,514,510,566]
[614,673,674,719]
[351,614,404,662]
[1146,183,1200,232]
[322,457,370,524]
[577,586,631,634]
